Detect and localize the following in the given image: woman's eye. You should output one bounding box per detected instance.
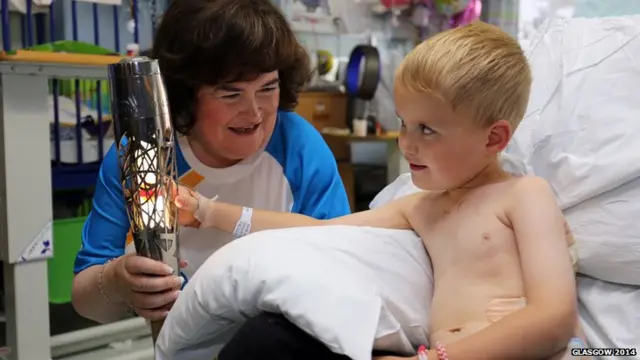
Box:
[260,86,278,94]
[222,94,239,99]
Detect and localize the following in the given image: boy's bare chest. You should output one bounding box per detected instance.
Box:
[410,192,518,269]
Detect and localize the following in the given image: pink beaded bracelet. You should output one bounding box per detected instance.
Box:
[435,342,449,360]
[417,345,428,360]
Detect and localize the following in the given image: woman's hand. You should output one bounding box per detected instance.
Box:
[107,254,187,321]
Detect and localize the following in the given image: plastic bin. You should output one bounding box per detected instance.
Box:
[48,217,86,304]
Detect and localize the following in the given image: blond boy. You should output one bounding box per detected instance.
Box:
[176,22,583,360]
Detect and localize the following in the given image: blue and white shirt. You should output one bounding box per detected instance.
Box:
[74,111,351,279]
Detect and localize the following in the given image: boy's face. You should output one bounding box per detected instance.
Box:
[394,85,507,191]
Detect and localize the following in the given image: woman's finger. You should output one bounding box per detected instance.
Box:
[130,289,181,310]
[124,255,176,276]
[128,274,183,293]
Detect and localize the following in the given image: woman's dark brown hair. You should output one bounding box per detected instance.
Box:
[152,0,311,135]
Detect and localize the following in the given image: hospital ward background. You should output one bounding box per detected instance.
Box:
[0,0,638,359]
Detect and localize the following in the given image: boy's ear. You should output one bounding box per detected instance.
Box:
[486,119,512,153]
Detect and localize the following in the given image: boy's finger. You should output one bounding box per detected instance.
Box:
[175,194,199,212]
[169,180,181,198]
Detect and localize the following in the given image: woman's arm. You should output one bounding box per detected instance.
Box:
[435,176,577,359]
[72,260,133,323]
[71,146,133,323]
[175,189,424,235]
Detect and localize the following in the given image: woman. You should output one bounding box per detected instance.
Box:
[71,0,349,329]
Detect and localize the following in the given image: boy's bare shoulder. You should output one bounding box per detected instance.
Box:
[507,175,554,196]
[485,175,555,212]
[500,175,559,217]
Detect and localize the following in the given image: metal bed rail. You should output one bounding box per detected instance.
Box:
[0,0,150,191]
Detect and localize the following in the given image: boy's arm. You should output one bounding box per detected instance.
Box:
[437,176,577,359]
[176,191,423,235]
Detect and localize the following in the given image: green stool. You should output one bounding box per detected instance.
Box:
[47,217,86,304]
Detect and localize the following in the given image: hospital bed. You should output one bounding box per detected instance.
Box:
[156,15,640,360]
[375,15,640,355]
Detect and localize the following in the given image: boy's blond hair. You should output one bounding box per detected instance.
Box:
[396,21,531,129]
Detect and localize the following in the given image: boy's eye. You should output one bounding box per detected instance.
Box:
[420,124,435,135]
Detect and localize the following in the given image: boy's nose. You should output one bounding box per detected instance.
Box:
[398,135,418,156]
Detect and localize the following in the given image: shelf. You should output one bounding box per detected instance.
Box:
[0,60,110,79]
[322,130,399,142]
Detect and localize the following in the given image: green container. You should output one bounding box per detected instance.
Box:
[47,217,86,304]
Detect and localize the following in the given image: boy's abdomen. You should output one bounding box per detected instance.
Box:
[424,211,526,344]
[428,280,526,345]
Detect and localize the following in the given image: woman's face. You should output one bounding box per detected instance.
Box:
[190,71,280,167]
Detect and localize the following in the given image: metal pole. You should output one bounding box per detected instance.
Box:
[0,71,53,360]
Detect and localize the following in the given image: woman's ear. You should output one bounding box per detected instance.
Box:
[485,119,512,153]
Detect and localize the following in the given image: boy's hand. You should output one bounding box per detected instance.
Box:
[172,182,219,229]
[172,183,202,228]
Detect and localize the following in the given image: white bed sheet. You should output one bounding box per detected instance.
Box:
[47,95,114,163]
[577,275,640,354]
[51,138,113,164]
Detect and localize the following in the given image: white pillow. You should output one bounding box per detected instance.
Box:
[369,173,419,209]
[156,225,432,360]
[507,16,640,285]
[564,177,640,285]
[576,275,640,350]
[511,16,640,210]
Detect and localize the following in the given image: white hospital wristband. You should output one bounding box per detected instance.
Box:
[232,207,253,239]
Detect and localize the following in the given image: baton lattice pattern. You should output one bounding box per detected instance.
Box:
[118,131,178,262]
